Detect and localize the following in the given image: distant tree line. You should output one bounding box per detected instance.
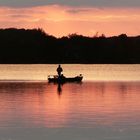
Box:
[0,28,139,63]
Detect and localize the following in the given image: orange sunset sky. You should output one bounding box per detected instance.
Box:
[0,0,140,37]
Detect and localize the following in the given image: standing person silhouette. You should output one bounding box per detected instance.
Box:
[57,64,63,77]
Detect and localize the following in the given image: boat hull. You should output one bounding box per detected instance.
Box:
[48,75,83,83]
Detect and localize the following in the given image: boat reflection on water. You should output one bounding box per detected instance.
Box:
[57,83,62,95]
[57,82,82,96]
[48,75,83,95]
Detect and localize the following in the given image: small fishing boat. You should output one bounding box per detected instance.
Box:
[48,74,83,83]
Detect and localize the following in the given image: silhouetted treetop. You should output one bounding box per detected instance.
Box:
[0,28,139,64]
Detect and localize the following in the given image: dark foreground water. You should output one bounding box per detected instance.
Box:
[0,64,140,140]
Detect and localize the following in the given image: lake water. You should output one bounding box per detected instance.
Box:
[0,64,140,140]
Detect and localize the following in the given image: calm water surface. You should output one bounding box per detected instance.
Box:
[0,64,139,81]
[0,64,140,140]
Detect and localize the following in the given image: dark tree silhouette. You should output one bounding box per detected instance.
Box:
[0,28,139,64]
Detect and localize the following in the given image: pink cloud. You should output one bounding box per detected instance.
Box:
[0,5,140,37]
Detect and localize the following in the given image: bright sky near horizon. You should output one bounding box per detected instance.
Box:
[0,0,140,37]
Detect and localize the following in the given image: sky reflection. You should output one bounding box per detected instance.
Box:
[0,82,140,128]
